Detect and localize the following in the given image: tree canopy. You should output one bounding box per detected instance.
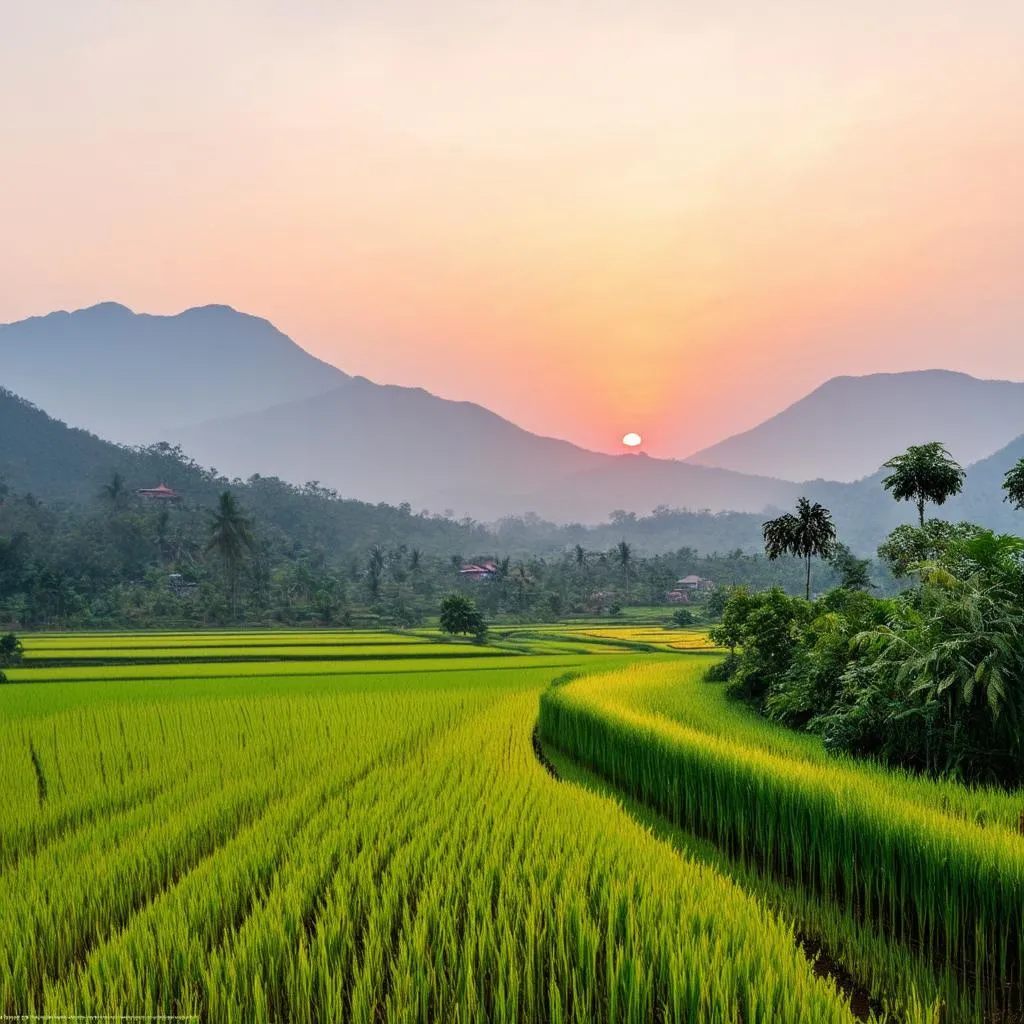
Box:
[762,498,837,599]
[439,593,487,639]
[1003,457,1024,511]
[882,442,965,526]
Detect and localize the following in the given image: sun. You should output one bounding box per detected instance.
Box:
[622,432,643,448]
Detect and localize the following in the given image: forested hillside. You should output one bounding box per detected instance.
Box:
[0,389,836,628]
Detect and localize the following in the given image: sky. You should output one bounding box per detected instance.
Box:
[2,1,1023,457]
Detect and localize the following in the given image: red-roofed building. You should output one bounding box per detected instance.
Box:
[459,561,498,581]
[136,482,181,502]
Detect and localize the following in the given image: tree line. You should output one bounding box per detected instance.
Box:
[714,443,1024,786]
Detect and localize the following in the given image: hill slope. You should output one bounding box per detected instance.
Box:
[0,302,347,443]
[2,302,800,520]
[0,387,495,554]
[686,370,1024,482]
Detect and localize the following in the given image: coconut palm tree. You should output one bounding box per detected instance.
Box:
[616,540,632,604]
[512,563,532,613]
[102,472,128,510]
[206,491,254,619]
[762,497,837,600]
[882,442,966,527]
[367,544,386,600]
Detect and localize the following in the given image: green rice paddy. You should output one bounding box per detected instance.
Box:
[2,627,1020,1022]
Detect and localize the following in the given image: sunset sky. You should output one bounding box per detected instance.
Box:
[2,1,1023,456]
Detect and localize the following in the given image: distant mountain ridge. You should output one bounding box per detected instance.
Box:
[1,302,803,521]
[686,370,1024,483]
[0,302,347,443]
[175,377,800,521]
[3,303,1024,528]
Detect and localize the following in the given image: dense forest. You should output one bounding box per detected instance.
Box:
[0,469,847,629]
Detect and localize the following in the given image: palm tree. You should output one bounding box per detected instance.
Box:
[102,472,127,510]
[616,540,632,604]
[762,497,837,600]
[882,442,966,527]
[206,491,254,619]
[512,563,532,613]
[367,544,386,600]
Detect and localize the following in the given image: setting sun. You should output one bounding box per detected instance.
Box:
[622,432,642,447]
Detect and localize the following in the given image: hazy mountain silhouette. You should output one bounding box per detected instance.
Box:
[5,303,1023,527]
[176,378,801,521]
[0,302,347,443]
[686,370,1024,483]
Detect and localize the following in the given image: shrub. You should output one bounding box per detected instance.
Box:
[439,593,487,637]
[0,633,22,667]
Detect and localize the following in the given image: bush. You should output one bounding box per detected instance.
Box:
[704,654,739,682]
[671,608,695,627]
[439,593,487,637]
[0,633,22,668]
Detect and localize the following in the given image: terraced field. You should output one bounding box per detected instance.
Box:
[3,628,1019,1022]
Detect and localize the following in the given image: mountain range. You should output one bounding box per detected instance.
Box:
[2,302,1023,538]
[685,370,1024,482]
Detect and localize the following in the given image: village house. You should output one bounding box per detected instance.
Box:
[136,482,181,502]
[666,575,716,603]
[459,561,498,581]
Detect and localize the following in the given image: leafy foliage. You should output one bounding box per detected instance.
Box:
[882,441,966,526]
[715,526,1024,785]
[1004,456,1024,510]
[762,498,837,599]
[438,593,487,639]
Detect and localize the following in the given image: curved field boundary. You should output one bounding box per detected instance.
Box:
[539,662,1024,1023]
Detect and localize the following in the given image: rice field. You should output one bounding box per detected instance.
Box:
[1,629,861,1023]
[539,658,1024,1023]
[4,628,1018,1022]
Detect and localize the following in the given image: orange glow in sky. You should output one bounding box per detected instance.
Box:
[2,2,1023,456]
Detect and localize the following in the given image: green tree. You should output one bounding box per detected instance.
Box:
[0,632,23,666]
[762,498,837,600]
[882,442,965,527]
[367,544,386,600]
[1003,457,1024,511]
[511,563,532,614]
[616,540,632,603]
[829,543,873,591]
[439,592,486,638]
[877,520,982,578]
[206,491,254,620]
[101,471,128,510]
[672,607,695,627]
